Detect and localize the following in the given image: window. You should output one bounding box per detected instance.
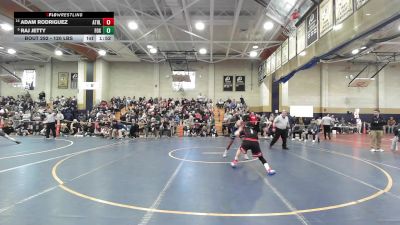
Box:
[22,69,36,90]
[171,71,195,91]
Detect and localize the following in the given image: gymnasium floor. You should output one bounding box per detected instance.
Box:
[0,134,399,225]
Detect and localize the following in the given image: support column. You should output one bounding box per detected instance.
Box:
[280,81,289,111]
[271,80,279,113]
[77,61,86,110]
[94,59,109,103]
[259,77,270,112]
[85,62,94,110]
[320,63,329,113]
[154,63,160,98]
[208,63,215,102]
[43,61,52,99]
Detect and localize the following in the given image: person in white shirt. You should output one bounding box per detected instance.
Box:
[55,111,64,122]
[356,118,362,134]
[269,110,290,150]
[321,114,333,140]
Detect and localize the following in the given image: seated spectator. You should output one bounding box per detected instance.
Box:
[387,117,396,134]
[70,119,81,135]
[302,119,320,142]
[291,123,305,140]
[112,120,123,139]
[129,120,139,138]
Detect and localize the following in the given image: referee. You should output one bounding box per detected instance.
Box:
[45,109,56,139]
[321,114,333,140]
[270,110,290,150]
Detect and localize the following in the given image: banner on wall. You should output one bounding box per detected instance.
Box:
[71,72,78,89]
[223,76,233,91]
[58,72,69,89]
[235,76,245,91]
[266,57,271,75]
[270,52,276,73]
[258,63,264,82]
[263,60,268,78]
[306,7,319,47]
[320,0,334,37]
[288,32,296,60]
[276,46,282,69]
[262,60,268,80]
[297,22,306,54]
[335,0,354,24]
[281,39,289,65]
[356,0,369,9]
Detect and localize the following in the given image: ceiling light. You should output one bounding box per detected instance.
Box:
[366,13,371,16]
[146,45,154,49]
[252,45,259,49]
[149,48,158,54]
[55,50,63,56]
[128,21,138,30]
[333,24,343,31]
[195,21,205,31]
[7,48,16,54]
[263,21,274,30]
[0,23,13,31]
[299,51,306,56]
[199,48,207,55]
[352,49,359,55]
[0,46,4,49]
[249,51,258,57]
[98,49,106,56]
[360,46,367,50]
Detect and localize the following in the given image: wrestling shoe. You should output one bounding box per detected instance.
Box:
[222,149,228,158]
[267,169,276,176]
[231,160,238,168]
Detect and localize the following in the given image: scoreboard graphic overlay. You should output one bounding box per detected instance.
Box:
[14,12,114,43]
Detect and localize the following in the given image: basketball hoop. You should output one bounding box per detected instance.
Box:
[349,78,372,87]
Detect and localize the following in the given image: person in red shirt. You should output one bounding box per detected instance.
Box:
[249,112,257,125]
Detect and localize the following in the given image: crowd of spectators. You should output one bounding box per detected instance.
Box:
[0,92,250,139]
[1,92,399,141]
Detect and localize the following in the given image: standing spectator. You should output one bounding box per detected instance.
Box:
[391,124,399,151]
[356,118,362,134]
[240,95,245,105]
[270,110,290,150]
[370,110,386,152]
[44,109,56,139]
[321,114,333,140]
[38,91,46,102]
[387,117,396,134]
